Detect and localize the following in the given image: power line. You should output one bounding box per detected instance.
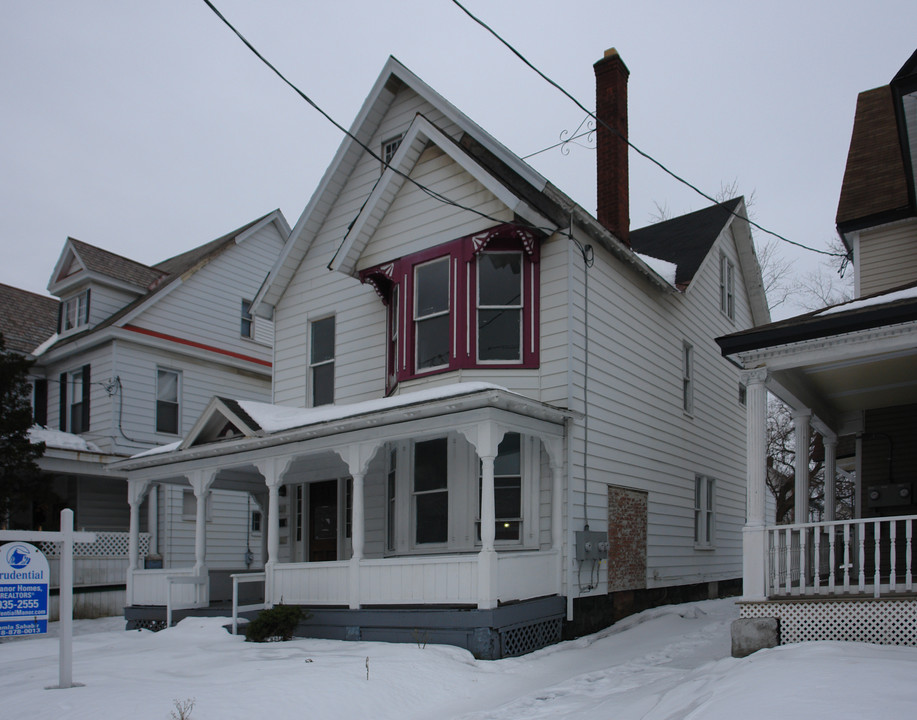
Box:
[199,0,559,252]
[450,0,847,261]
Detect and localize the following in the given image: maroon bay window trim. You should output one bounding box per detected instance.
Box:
[359,224,542,386]
[464,236,539,369]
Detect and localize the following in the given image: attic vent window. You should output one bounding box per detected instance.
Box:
[381,134,403,170]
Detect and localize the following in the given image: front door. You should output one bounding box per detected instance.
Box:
[309,480,338,562]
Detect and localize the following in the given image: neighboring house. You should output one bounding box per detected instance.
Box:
[718,49,917,651]
[115,50,769,658]
[4,211,291,617]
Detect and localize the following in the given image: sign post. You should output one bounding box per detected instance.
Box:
[0,509,96,689]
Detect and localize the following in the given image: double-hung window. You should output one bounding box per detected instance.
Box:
[682,342,694,415]
[156,369,180,435]
[476,253,523,362]
[240,300,253,338]
[478,432,522,542]
[414,258,451,371]
[694,475,716,547]
[310,316,335,406]
[361,223,540,389]
[719,252,735,320]
[61,290,90,333]
[59,365,90,434]
[413,437,449,545]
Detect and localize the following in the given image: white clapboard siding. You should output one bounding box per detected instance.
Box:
[89,285,142,328]
[98,341,271,454]
[131,222,285,364]
[858,218,917,296]
[269,75,758,599]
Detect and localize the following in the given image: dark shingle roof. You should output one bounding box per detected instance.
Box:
[629,199,741,288]
[835,85,911,231]
[0,283,59,354]
[67,238,165,290]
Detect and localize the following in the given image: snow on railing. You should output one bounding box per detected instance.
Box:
[767,515,916,598]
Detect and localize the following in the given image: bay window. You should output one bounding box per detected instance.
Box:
[361,223,539,389]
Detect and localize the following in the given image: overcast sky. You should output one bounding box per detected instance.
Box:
[2,1,915,316]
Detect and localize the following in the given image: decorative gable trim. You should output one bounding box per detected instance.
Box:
[180,396,264,450]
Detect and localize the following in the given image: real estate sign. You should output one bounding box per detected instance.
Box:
[0,542,50,637]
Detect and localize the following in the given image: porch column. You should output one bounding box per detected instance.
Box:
[542,436,565,595]
[189,469,217,577]
[337,441,381,610]
[742,368,768,600]
[793,410,812,524]
[824,435,838,522]
[127,479,151,606]
[254,457,289,607]
[147,484,159,556]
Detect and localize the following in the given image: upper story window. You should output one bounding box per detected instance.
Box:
[59,365,90,434]
[241,300,253,338]
[719,252,735,320]
[361,223,540,391]
[310,316,335,406]
[61,290,90,333]
[156,368,180,435]
[682,341,694,415]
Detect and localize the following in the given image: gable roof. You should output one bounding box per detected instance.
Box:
[630,198,743,289]
[835,85,911,233]
[836,50,917,238]
[0,283,59,354]
[257,56,685,309]
[40,210,288,355]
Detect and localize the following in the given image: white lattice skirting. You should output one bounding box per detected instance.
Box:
[740,599,917,645]
[38,532,150,558]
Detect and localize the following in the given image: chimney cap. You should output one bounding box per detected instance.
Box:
[603,47,620,59]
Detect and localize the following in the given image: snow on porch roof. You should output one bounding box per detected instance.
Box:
[128,382,573,463]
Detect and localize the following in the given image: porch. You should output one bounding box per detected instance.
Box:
[718,299,917,648]
[115,385,571,657]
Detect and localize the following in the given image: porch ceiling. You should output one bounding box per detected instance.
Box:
[768,341,917,433]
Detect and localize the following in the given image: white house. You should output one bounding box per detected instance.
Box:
[5,211,290,617]
[115,50,769,657]
[718,48,917,650]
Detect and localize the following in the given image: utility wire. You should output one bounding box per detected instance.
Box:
[450,0,846,260]
[199,0,562,252]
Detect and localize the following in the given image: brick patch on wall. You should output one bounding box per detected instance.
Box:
[607,485,647,591]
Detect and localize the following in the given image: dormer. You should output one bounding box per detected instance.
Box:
[47,238,165,335]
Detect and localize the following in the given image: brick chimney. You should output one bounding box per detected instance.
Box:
[594,48,630,245]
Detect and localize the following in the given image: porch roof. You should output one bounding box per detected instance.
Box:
[717,284,917,435]
[111,382,574,473]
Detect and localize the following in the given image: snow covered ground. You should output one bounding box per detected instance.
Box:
[2,598,916,720]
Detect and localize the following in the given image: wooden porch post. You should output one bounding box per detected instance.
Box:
[742,369,768,600]
[542,436,565,597]
[127,478,151,606]
[336,442,380,610]
[254,457,287,608]
[147,484,159,556]
[824,436,837,522]
[189,470,217,575]
[793,410,812,524]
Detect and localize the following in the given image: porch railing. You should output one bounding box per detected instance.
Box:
[767,515,917,598]
[129,567,204,607]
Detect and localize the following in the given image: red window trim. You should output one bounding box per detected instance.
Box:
[360,223,540,391]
